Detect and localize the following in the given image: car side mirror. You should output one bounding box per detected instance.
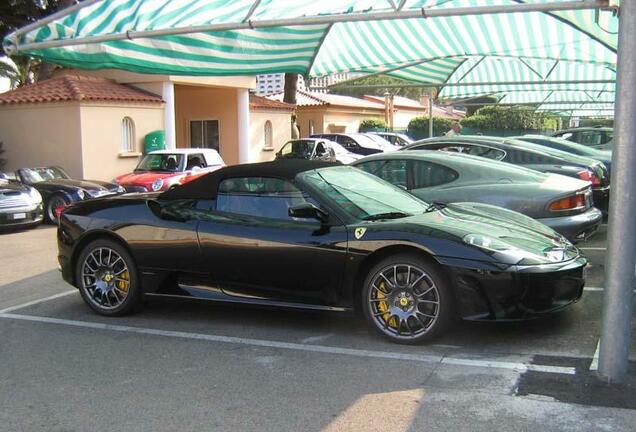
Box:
[191,165,202,172]
[148,200,187,222]
[288,202,328,223]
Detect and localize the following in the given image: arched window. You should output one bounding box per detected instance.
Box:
[121,117,135,153]
[264,120,273,150]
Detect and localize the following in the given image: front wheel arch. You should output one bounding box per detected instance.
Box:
[352,245,446,315]
[71,231,136,287]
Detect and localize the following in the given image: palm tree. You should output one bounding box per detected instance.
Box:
[0,56,34,89]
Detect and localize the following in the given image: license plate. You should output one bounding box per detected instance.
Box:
[12,213,26,220]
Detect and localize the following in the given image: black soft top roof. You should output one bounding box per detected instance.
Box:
[161,159,340,200]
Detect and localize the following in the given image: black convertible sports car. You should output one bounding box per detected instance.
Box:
[57,160,587,344]
[16,166,125,223]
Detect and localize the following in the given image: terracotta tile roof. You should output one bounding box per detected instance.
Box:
[249,94,294,111]
[0,74,163,105]
[268,90,385,110]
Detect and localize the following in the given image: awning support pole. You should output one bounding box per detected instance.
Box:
[599,0,636,383]
[429,88,434,137]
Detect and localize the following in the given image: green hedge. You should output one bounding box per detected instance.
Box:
[359,119,387,132]
[407,116,455,139]
[460,106,558,132]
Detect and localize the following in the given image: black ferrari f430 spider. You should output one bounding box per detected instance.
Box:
[57,160,587,343]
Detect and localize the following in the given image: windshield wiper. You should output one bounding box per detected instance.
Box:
[363,211,411,221]
[424,202,447,213]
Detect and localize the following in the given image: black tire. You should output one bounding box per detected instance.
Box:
[75,238,141,316]
[361,254,453,344]
[45,193,69,224]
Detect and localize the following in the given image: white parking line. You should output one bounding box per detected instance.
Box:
[0,312,576,375]
[0,290,77,314]
[579,247,607,251]
[590,340,601,371]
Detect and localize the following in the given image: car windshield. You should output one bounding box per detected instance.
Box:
[20,167,69,183]
[135,154,184,172]
[299,166,428,221]
[279,140,316,159]
[348,134,383,150]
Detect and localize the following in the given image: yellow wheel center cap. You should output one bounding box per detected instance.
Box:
[399,297,409,307]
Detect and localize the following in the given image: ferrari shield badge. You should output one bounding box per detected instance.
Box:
[354,227,367,239]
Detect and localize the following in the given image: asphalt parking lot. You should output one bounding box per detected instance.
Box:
[1,224,635,431]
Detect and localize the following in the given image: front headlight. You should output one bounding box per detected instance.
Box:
[28,187,42,204]
[151,178,164,191]
[463,234,555,265]
[463,234,515,252]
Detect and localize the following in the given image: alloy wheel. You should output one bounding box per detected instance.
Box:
[80,247,131,310]
[367,264,440,340]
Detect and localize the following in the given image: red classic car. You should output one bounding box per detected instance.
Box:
[115,149,225,192]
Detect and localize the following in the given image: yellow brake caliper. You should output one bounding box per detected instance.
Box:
[116,270,130,294]
[376,281,398,329]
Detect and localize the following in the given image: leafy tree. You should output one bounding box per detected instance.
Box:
[0,0,75,82]
[460,106,558,132]
[359,119,387,131]
[0,56,33,88]
[407,116,455,139]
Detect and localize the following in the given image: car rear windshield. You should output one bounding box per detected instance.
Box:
[135,154,184,172]
[299,166,428,220]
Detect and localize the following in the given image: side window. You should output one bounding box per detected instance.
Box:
[507,149,554,165]
[186,154,205,170]
[579,131,603,146]
[216,177,311,220]
[559,132,574,141]
[338,136,358,149]
[463,145,506,161]
[410,161,458,188]
[357,160,408,189]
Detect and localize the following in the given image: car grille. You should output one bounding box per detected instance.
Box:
[124,185,148,193]
[0,192,30,209]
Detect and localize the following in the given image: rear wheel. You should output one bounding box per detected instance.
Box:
[362,254,453,344]
[46,194,68,224]
[75,239,141,316]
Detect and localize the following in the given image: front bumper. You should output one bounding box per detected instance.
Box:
[0,204,43,228]
[448,256,587,321]
[537,207,602,243]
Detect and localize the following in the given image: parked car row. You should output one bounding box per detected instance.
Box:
[274,131,612,243]
[1,147,226,230]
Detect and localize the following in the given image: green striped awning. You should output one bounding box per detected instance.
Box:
[3,0,618,78]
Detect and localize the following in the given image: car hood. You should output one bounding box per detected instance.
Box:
[375,202,577,265]
[116,171,182,185]
[35,178,117,191]
[0,181,31,193]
